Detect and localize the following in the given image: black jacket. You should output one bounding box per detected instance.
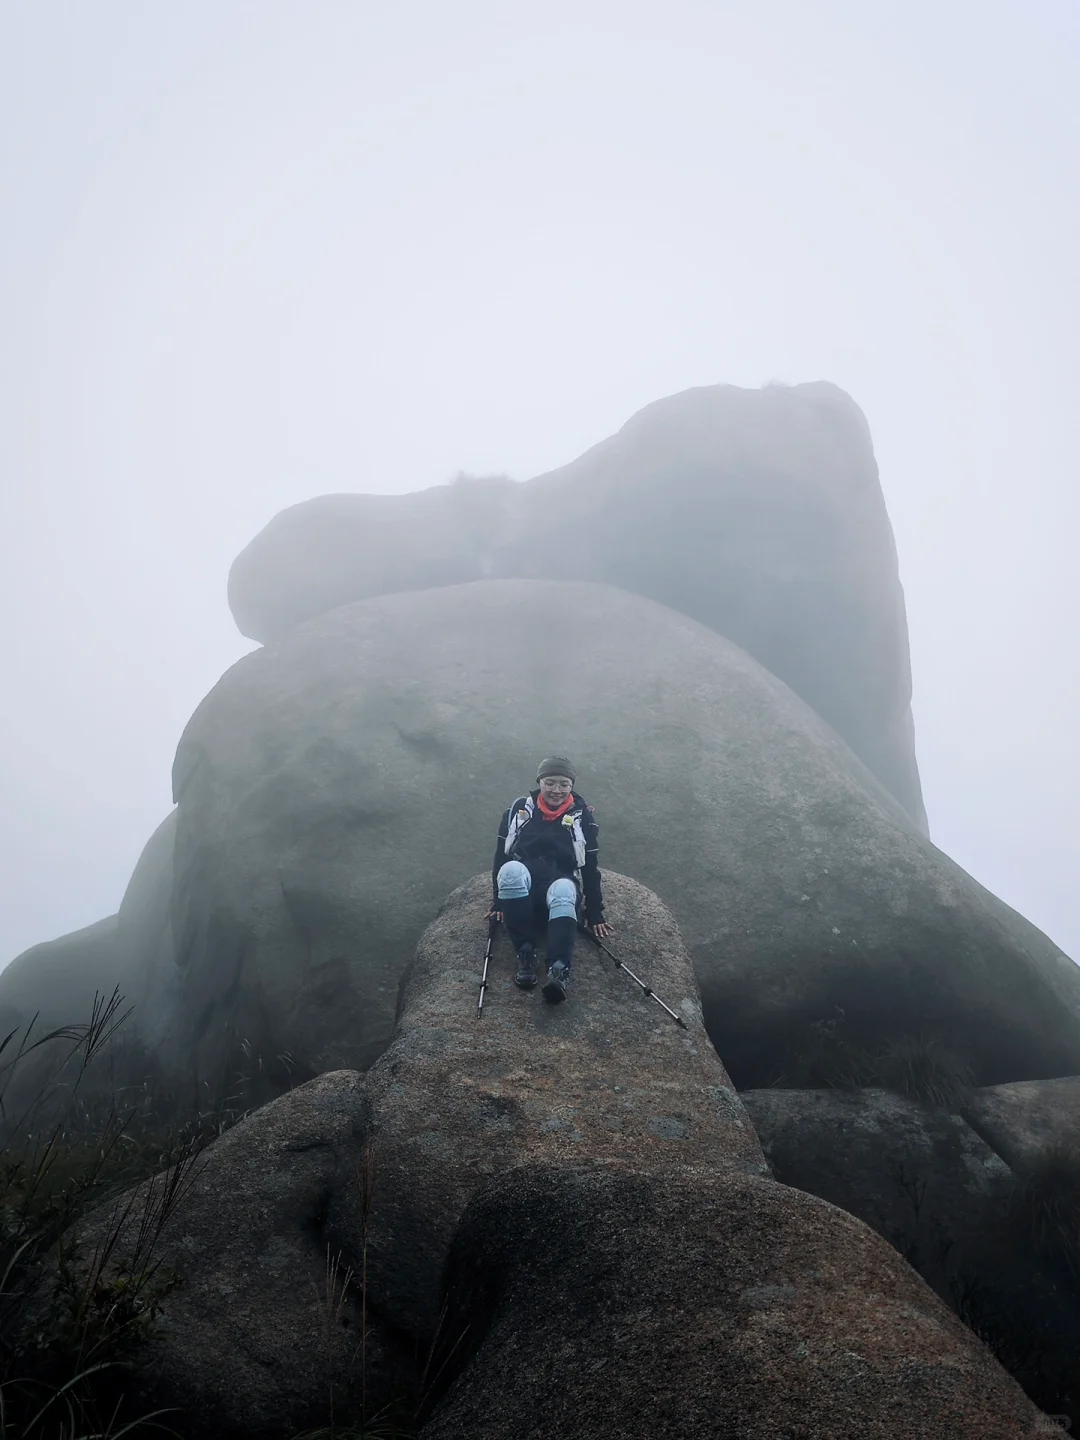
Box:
[492,790,605,924]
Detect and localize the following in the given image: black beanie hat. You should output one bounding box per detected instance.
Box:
[536,756,576,783]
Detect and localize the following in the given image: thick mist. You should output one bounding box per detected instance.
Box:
[1,0,1077,967]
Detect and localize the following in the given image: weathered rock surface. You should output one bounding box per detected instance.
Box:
[743,1086,1080,1420]
[741,1086,1010,1294]
[170,579,1080,1093]
[48,1069,411,1440]
[422,1164,1047,1439]
[963,1077,1080,1171]
[354,873,765,1333]
[228,382,926,823]
[66,876,1051,1437]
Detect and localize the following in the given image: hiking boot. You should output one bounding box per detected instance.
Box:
[514,943,538,989]
[542,960,571,1004]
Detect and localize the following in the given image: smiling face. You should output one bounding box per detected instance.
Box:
[538,774,573,805]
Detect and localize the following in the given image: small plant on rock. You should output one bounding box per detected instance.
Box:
[869,1035,974,1108]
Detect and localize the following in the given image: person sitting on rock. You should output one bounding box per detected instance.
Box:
[489,756,612,1003]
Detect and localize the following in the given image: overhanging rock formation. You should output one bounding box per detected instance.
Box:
[227,381,927,826]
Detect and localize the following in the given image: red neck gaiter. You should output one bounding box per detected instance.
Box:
[536,791,575,822]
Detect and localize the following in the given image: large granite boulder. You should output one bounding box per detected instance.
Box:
[56,878,1051,1438]
[741,1087,1010,1295]
[963,1078,1080,1172]
[36,1069,411,1440]
[351,872,765,1333]
[227,382,926,824]
[169,579,1080,1093]
[422,1164,1047,1439]
[743,1086,1080,1422]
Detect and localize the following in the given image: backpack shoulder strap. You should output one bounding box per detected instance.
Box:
[503,796,534,857]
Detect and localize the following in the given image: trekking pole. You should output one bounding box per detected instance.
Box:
[477,917,498,1018]
[580,929,688,1029]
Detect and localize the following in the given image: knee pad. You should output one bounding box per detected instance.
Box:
[546,877,579,921]
[497,861,532,901]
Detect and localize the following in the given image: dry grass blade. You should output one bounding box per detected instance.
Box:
[1009,1141,1080,1275]
[1,997,225,1440]
[871,1035,974,1108]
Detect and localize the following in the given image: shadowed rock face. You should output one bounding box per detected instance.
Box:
[422,1164,1046,1440]
[46,876,759,1436]
[354,873,765,1334]
[743,1086,1080,1422]
[227,382,926,824]
[963,1077,1080,1171]
[170,579,1080,1095]
[44,1070,410,1440]
[742,1086,1011,1295]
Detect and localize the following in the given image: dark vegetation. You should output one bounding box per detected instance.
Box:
[0,996,455,1439]
[0,992,208,1438]
[774,1008,974,1106]
[1009,1141,1080,1281]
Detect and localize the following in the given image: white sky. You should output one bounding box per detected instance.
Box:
[1,0,1077,967]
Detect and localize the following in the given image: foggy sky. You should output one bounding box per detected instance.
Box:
[1,0,1077,968]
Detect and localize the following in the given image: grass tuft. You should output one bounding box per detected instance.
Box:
[870,1035,974,1109]
[775,1015,974,1108]
[1008,1141,1080,1277]
[0,991,244,1438]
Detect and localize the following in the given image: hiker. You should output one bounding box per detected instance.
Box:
[489,757,612,1003]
